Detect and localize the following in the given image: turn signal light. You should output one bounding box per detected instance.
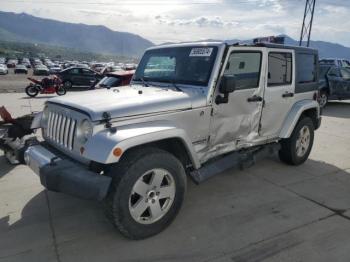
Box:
[113,147,123,157]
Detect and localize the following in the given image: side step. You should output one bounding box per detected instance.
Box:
[189,143,281,184]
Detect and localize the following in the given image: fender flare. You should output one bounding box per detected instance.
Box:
[83,121,201,168]
[279,99,320,138]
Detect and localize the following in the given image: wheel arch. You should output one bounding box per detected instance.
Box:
[83,122,201,169]
[279,100,320,138]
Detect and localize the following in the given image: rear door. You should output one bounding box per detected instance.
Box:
[260,49,295,138]
[81,68,97,86]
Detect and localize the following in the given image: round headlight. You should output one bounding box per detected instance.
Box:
[41,106,49,128]
[79,119,93,143]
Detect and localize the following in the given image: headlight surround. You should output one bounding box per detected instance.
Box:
[41,106,49,128]
[77,119,93,143]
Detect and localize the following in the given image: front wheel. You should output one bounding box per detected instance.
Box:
[104,148,186,239]
[56,86,67,96]
[319,91,328,108]
[25,85,39,97]
[279,117,314,165]
[63,80,72,89]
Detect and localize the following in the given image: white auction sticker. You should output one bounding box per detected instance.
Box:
[189,47,213,57]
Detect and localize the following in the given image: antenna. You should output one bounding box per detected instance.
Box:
[299,0,316,47]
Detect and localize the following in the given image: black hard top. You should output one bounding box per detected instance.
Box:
[232,42,318,54]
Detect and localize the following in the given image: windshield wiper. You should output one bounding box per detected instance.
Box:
[134,77,149,87]
[159,79,183,92]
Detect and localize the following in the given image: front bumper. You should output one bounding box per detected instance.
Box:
[24,144,112,201]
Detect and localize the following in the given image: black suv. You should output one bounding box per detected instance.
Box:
[319,64,350,107]
[57,67,102,89]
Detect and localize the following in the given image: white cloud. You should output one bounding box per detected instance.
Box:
[1,0,350,46]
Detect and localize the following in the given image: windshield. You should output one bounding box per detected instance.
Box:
[134,46,218,86]
[98,76,121,87]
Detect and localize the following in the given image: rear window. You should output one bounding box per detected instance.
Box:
[297,54,317,84]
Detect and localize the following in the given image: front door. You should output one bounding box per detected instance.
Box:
[328,67,350,98]
[259,49,295,138]
[209,47,266,152]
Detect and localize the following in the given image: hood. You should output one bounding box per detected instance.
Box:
[48,85,193,121]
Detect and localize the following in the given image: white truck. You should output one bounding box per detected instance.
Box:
[24,42,321,239]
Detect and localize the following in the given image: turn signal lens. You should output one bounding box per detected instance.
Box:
[113,147,123,157]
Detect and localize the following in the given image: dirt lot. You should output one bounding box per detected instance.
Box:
[0,68,46,93]
[1,93,350,262]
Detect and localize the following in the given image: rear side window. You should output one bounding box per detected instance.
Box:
[297,54,317,83]
[224,51,262,90]
[268,52,292,86]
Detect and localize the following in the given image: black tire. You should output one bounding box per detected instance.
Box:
[25,85,39,97]
[319,91,328,108]
[63,80,72,89]
[104,147,186,239]
[56,86,67,96]
[279,117,314,165]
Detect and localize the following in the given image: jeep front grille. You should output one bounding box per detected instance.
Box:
[46,111,77,150]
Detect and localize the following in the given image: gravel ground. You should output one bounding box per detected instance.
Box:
[0,68,47,93]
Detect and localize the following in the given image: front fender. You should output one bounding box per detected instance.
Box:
[279,99,320,138]
[83,121,200,168]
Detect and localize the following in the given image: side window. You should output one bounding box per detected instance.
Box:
[268,52,292,86]
[340,68,350,80]
[297,54,317,83]
[224,52,262,90]
[82,68,94,75]
[70,68,80,74]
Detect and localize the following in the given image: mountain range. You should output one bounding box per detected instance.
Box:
[0,11,154,57]
[0,11,349,59]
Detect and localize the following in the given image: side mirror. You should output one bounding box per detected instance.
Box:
[216,75,236,104]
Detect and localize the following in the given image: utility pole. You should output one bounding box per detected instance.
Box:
[299,0,316,47]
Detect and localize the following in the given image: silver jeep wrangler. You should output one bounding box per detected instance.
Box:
[25,42,321,239]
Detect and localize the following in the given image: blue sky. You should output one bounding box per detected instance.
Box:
[1,0,350,46]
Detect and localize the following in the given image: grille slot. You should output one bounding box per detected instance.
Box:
[47,111,76,150]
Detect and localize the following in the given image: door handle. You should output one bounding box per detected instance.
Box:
[282,92,294,98]
[247,95,263,102]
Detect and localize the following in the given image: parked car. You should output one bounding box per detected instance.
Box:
[318,64,350,107]
[319,58,350,68]
[101,65,123,75]
[6,59,17,68]
[0,64,8,75]
[14,64,28,74]
[57,67,102,88]
[33,65,49,76]
[49,64,62,74]
[24,42,321,240]
[94,70,135,89]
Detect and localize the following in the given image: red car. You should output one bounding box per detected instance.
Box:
[94,70,134,89]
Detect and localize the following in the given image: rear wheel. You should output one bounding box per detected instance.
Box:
[279,117,314,165]
[25,85,39,97]
[104,148,186,239]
